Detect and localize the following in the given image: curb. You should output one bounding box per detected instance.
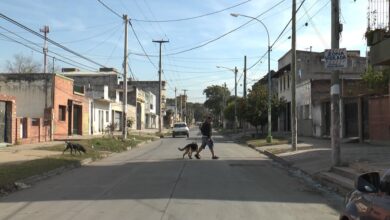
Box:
[248,144,292,167]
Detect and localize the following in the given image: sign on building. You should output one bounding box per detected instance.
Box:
[324,48,348,69]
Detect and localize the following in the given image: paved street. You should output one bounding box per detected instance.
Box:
[0,129,341,220]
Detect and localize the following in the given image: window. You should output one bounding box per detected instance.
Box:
[106,111,109,122]
[119,92,123,102]
[150,104,153,110]
[59,105,66,121]
[31,118,40,126]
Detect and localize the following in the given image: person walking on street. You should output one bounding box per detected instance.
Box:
[195,116,218,159]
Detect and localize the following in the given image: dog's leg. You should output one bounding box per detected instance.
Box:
[188,149,192,159]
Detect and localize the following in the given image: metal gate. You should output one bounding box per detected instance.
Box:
[0,102,6,142]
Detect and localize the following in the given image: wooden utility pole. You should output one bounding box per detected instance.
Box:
[152,39,169,133]
[174,87,177,123]
[331,0,341,166]
[182,89,187,123]
[234,66,238,131]
[122,15,128,139]
[243,56,247,98]
[291,0,297,150]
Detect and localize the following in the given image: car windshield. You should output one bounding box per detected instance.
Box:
[174,124,186,128]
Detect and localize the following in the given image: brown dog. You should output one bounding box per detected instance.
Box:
[178,142,198,159]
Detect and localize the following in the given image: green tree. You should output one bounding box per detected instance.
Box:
[203,85,230,123]
[245,82,286,134]
[223,97,248,125]
[362,65,390,94]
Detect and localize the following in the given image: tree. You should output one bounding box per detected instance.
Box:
[362,65,390,94]
[245,81,286,134]
[223,97,248,126]
[203,85,230,123]
[246,84,268,134]
[6,53,41,73]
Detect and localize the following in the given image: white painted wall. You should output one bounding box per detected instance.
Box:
[91,100,111,134]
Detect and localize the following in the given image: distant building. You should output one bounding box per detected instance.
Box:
[274,50,368,139]
[61,68,118,134]
[0,73,89,142]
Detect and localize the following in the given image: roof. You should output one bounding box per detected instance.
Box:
[61,71,118,76]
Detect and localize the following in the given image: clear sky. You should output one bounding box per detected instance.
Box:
[0,0,368,103]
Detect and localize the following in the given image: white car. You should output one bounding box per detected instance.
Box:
[172,122,189,138]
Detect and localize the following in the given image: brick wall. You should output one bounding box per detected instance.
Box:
[368,95,390,141]
[52,75,89,140]
[14,117,50,144]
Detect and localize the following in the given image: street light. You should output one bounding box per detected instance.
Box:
[231,13,272,143]
[216,65,238,131]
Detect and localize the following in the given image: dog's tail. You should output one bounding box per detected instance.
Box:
[178,147,185,151]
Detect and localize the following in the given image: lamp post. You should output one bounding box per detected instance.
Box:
[216,66,238,131]
[231,13,272,143]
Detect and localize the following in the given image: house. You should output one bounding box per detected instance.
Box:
[144,91,157,129]
[127,81,167,129]
[61,68,118,134]
[364,0,390,143]
[274,50,368,140]
[0,73,89,143]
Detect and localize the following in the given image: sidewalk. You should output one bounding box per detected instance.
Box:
[255,136,390,175]
[241,134,390,195]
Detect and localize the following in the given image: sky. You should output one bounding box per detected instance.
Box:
[0,0,368,103]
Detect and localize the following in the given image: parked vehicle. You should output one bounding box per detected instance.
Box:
[340,170,390,220]
[172,122,189,138]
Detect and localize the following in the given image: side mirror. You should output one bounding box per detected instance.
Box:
[355,172,380,193]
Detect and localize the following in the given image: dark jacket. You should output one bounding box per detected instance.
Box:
[200,122,212,138]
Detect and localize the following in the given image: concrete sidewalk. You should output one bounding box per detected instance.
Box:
[249,136,390,194]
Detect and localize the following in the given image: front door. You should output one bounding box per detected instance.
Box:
[344,102,358,137]
[0,102,6,142]
[73,105,82,135]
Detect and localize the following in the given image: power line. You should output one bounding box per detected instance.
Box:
[0,32,96,71]
[247,0,307,70]
[97,0,122,18]
[0,13,108,68]
[129,22,157,69]
[131,0,252,23]
[0,25,98,70]
[128,0,286,57]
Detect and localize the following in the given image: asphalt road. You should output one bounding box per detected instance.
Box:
[0,129,341,220]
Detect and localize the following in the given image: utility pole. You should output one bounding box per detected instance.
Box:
[234,66,238,131]
[243,56,247,98]
[291,0,298,150]
[331,0,341,166]
[180,94,183,121]
[182,89,187,124]
[152,39,169,133]
[122,15,129,139]
[52,57,55,73]
[40,25,49,74]
[174,87,177,123]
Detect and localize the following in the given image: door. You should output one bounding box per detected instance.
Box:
[73,105,82,135]
[344,102,358,137]
[137,103,142,130]
[0,102,6,142]
[323,102,331,136]
[370,195,390,219]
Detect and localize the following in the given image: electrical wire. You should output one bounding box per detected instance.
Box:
[131,0,252,23]
[0,25,98,70]
[0,32,96,71]
[127,0,286,57]
[0,13,108,68]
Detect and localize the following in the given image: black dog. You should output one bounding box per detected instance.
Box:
[63,141,86,155]
[178,142,198,159]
